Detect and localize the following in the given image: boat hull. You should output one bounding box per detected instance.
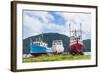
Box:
[70,41,83,55]
[30,45,52,56]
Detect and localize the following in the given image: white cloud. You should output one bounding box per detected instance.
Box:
[23,10,91,40]
[23,13,45,38]
[24,11,54,23]
[54,12,91,39]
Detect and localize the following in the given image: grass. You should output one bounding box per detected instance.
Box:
[23,54,91,63]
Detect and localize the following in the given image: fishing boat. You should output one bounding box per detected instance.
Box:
[69,24,84,55]
[30,34,52,56]
[30,33,64,56]
[52,40,64,54]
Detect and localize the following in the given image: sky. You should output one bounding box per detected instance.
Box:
[23,10,91,40]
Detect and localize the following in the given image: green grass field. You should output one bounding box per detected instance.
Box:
[23,54,91,63]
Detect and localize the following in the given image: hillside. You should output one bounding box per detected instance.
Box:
[83,39,91,52]
[23,33,91,54]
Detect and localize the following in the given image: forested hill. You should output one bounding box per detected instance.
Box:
[23,33,91,54]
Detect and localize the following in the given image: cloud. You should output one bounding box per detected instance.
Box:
[24,10,54,24]
[23,10,91,40]
[48,11,65,25]
[53,12,91,39]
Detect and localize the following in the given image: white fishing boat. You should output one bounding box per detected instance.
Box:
[52,40,64,54]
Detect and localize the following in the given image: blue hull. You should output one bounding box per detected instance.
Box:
[30,45,52,53]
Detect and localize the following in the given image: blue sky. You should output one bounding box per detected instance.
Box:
[23,10,91,40]
[48,11,65,25]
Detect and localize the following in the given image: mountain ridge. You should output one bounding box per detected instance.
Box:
[23,33,91,54]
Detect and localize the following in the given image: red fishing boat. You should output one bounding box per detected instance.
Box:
[69,24,84,55]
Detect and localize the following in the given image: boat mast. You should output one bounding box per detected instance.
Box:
[41,32,44,42]
[69,24,71,39]
[38,32,43,42]
[80,23,82,40]
[30,38,32,53]
[69,23,71,51]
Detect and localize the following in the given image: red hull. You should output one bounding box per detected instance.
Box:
[70,42,83,52]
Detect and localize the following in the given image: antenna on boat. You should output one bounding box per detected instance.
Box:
[42,32,43,39]
[69,23,71,51]
[80,23,82,40]
[41,32,44,42]
[29,38,32,53]
[69,23,71,37]
[30,38,32,46]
